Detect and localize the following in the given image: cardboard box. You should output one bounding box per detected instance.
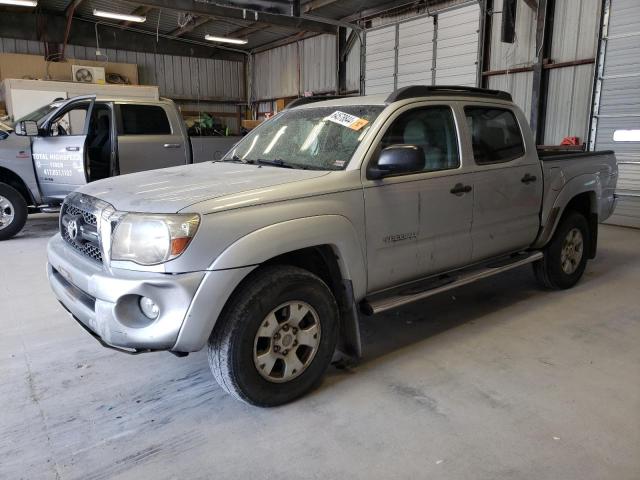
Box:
[0,53,138,85]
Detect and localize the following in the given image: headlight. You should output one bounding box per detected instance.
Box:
[111,213,200,265]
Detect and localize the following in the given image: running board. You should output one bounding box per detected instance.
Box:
[361,251,543,315]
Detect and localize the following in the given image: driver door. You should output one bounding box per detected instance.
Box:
[31,96,95,202]
[363,104,474,293]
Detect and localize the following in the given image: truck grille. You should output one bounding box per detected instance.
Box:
[60,195,103,264]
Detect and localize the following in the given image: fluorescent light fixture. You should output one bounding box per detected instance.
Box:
[93,9,147,23]
[204,34,248,45]
[0,0,37,6]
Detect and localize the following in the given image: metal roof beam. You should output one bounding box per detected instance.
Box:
[167,16,211,37]
[130,0,337,34]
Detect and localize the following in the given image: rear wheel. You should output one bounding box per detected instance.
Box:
[0,183,28,241]
[533,211,590,289]
[208,265,339,407]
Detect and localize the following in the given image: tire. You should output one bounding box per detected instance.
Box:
[0,183,28,241]
[208,265,339,407]
[533,211,590,290]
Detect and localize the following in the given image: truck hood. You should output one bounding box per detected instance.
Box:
[78,162,331,213]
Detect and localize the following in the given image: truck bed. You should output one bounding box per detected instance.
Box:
[539,149,618,228]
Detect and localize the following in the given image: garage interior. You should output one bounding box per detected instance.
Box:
[0,0,639,478]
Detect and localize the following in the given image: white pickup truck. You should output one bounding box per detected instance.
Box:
[47,86,618,406]
[0,95,237,240]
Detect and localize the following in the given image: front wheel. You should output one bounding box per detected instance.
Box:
[208,265,339,407]
[533,211,590,290]
[0,183,28,241]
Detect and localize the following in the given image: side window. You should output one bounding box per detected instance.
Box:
[49,103,90,136]
[119,105,171,135]
[377,106,460,172]
[464,107,525,164]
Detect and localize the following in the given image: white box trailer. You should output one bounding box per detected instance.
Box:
[1,78,159,121]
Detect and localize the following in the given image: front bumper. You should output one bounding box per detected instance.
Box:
[47,233,205,352]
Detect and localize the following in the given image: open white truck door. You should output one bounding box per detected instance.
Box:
[31,96,95,203]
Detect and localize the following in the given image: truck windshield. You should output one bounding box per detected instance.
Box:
[224,105,384,170]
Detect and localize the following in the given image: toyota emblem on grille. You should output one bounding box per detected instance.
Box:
[67,219,79,241]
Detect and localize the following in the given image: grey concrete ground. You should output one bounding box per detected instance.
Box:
[1,214,639,480]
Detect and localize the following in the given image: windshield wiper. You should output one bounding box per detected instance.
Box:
[218,156,329,171]
[254,159,329,171]
[255,158,294,169]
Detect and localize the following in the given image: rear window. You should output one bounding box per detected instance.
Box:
[464,107,525,164]
[119,104,171,135]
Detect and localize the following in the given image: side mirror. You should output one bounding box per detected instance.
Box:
[14,120,39,136]
[368,144,425,180]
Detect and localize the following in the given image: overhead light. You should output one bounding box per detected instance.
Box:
[205,35,248,45]
[0,0,38,6]
[93,9,146,23]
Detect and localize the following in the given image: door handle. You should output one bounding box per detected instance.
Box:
[450,183,472,196]
[521,173,537,184]
[66,146,80,151]
[163,143,181,148]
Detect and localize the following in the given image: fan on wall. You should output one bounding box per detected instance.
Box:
[71,65,106,84]
[75,67,93,83]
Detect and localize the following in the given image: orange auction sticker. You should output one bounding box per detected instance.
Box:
[326,111,370,131]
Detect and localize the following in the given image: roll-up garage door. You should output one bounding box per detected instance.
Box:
[435,3,481,86]
[594,0,640,228]
[364,25,396,95]
[364,3,480,95]
[397,16,434,88]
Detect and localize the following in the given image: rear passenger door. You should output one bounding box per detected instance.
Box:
[463,105,543,261]
[115,103,187,174]
[363,104,474,292]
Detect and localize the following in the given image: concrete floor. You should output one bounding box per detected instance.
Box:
[1,214,639,480]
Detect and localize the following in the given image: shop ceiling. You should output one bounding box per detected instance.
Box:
[0,0,450,59]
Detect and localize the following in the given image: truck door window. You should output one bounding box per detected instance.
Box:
[119,105,171,135]
[376,106,460,172]
[464,107,525,164]
[48,103,89,136]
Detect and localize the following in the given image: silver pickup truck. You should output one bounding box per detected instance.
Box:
[0,95,192,240]
[47,86,618,406]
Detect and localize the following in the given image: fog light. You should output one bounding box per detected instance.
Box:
[139,297,159,320]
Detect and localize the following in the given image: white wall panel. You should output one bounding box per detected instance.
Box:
[543,0,600,145]
[365,25,397,95]
[253,42,299,100]
[594,0,640,227]
[487,71,534,119]
[435,3,480,86]
[345,32,362,92]
[397,16,434,88]
[301,34,337,94]
[252,34,337,101]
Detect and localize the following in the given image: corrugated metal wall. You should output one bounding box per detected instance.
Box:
[594,0,640,228]
[486,0,536,119]
[364,24,397,94]
[485,0,600,145]
[397,16,435,88]
[364,2,480,95]
[0,36,245,102]
[544,0,600,144]
[345,33,361,92]
[252,34,337,101]
[435,3,481,86]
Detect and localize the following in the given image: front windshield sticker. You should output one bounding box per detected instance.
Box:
[326,111,369,131]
